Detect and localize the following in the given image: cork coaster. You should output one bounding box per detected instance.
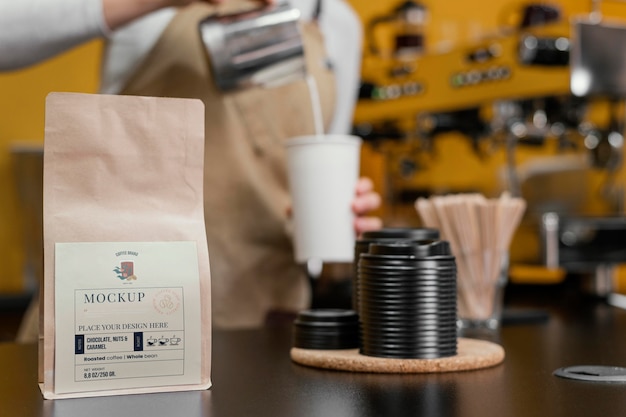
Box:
[290,337,504,373]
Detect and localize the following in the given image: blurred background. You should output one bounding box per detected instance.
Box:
[351,0,626,295]
[2,0,626,337]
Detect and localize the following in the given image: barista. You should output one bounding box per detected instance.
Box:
[108,0,378,328]
[2,0,382,336]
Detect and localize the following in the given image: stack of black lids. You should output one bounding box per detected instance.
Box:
[358,240,457,359]
[353,228,440,312]
[292,309,360,350]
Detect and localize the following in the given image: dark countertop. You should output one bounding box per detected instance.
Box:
[2,281,626,417]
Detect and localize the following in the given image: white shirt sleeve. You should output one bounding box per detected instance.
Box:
[0,0,110,71]
[99,8,175,95]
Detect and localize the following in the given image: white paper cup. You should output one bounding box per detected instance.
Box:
[285,134,362,263]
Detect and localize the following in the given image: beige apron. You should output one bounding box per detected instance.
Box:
[119,2,336,328]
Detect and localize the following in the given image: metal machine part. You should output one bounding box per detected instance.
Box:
[571,19,626,98]
[518,34,570,66]
[366,0,428,59]
[519,3,561,29]
[542,214,626,268]
[541,213,626,297]
[199,1,306,91]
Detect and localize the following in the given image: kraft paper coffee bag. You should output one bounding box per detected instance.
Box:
[40,93,211,399]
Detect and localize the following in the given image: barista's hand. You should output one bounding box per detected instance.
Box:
[103,0,275,31]
[196,0,275,3]
[352,177,383,236]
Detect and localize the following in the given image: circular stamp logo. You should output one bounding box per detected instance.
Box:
[152,289,181,315]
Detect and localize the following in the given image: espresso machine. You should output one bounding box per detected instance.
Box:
[540,10,626,303]
[351,0,625,284]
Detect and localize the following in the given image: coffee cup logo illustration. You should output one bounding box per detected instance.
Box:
[147,336,158,346]
[170,336,181,345]
[153,289,181,315]
[114,261,137,281]
[158,336,169,346]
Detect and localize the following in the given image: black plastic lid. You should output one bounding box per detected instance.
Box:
[294,309,358,324]
[292,309,360,350]
[366,240,452,257]
[359,227,440,242]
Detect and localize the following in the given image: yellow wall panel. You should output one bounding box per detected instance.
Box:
[0,40,102,292]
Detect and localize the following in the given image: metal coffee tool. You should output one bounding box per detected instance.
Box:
[554,365,626,383]
[199,0,307,91]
